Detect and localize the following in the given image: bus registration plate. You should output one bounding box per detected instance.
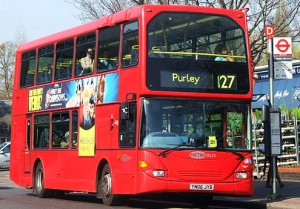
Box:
[190,184,214,190]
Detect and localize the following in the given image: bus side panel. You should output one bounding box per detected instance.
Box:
[110,148,138,194]
[96,104,137,194]
[42,150,99,192]
[96,104,119,149]
[12,90,29,116]
[10,115,31,187]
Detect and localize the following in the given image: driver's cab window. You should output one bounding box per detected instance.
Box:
[119,102,136,147]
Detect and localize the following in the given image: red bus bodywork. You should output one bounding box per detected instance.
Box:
[11,4,254,206]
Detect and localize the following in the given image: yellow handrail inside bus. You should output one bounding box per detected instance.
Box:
[98,57,117,61]
[28,69,35,74]
[132,45,138,49]
[149,50,246,59]
[123,54,131,60]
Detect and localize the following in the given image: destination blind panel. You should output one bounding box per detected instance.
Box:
[160,71,213,89]
[147,58,247,94]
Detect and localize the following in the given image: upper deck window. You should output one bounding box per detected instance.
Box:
[37,45,54,84]
[20,50,36,88]
[121,20,139,68]
[75,32,96,77]
[146,12,250,94]
[55,39,74,81]
[147,12,246,62]
[97,25,120,72]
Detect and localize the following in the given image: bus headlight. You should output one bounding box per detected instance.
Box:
[152,170,165,177]
[236,172,248,179]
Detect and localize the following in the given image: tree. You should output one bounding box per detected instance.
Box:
[66,0,300,66]
[14,24,28,46]
[0,41,17,99]
[65,0,136,22]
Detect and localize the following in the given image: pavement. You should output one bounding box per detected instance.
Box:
[1,169,300,209]
[215,176,300,209]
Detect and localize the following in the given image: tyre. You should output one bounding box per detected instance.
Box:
[33,163,52,198]
[98,164,124,206]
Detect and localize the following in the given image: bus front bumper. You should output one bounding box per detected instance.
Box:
[136,172,253,196]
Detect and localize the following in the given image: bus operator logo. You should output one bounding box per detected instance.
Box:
[189,151,216,159]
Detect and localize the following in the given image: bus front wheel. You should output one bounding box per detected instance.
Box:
[34,163,52,198]
[98,164,124,206]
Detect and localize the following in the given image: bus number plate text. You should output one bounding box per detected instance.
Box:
[190,184,214,190]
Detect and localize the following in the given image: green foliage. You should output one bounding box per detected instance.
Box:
[253,109,262,123]
[279,103,300,120]
[279,103,288,115]
[227,112,242,133]
[290,108,300,120]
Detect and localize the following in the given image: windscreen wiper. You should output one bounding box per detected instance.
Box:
[231,150,245,160]
[210,147,245,160]
[157,144,186,158]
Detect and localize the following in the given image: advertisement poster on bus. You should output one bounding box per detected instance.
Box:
[28,72,119,156]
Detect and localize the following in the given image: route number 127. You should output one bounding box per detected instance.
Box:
[217,75,236,89]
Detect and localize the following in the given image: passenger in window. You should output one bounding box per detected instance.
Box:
[98,48,112,70]
[44,64,52,82]
[26,72,34,86]
[72,132,78,148]
[214,44,234,62]
[197,44,209,60]
[52,130,63,147]
[80,48,94,75]
[39,128,49,148]
[60,131,69,148]
[130,45,138,65]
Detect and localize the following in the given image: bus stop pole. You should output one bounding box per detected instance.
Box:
[268,38,279,199]
[269,38,274,107]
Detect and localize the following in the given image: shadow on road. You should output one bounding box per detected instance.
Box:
[0,186,12,190]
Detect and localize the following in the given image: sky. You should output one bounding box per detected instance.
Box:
[0,0,81,43]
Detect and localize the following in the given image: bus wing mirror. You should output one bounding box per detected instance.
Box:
[0,150,3,154]
[120,102,130,120]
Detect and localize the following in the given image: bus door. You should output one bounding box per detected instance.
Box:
[24,114,32,174]
[96,103,121,149]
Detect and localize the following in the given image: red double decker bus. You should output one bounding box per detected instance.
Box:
[11,4,254,206]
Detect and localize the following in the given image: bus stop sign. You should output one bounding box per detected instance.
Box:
[264,25,275,40]
[273,37,292,56]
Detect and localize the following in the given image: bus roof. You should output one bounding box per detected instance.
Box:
[17,4,246,52]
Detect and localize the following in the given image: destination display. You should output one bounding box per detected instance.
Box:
[160,71,237,90]
[147,59,248,94]
[161,71,213,89]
